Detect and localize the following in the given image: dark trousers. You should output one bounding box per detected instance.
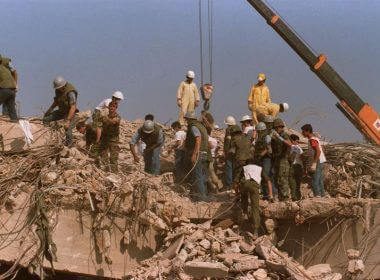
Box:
[289,164,303,200]
[189,153,208,201]
[43,110,77,146]
[174,149,186,181]
[0,89,18,120]
[143,145,162,175]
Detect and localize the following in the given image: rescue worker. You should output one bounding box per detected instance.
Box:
[301,124,327,198]
[240,115,256,142]
[170,121,186,182]
[76,121,100,160]
[98,101,121,172]
[247,73,289,124]
[254,122,274,202]
[130,119,164,175]
[229,125,261,238]
[271,118,291,201]
[224,116,237,190]
[184,111,210,201]
[0,54,18,121]
[43,76,78,146]
[93,91,124,124]
[177,70,200,126]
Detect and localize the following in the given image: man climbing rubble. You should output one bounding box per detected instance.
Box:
[228,125,261,238]
[98,101,121,172]
[184,111,210,201]
[0,54,18,121]
[43,76,79,146]
[92,90,124,124]
[302,123,327,198]
[130,118,164,175]
[76,121,99,160]
[247,73,289,124]
[177,70,200,126]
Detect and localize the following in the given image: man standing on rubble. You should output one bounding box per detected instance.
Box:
[301,124,327,198]
[177,70,200,126]
[184,112,210,201]
[271,118,291,201]
[43,76,78,146]
[130,118,164,175]
[0,54,18,121]
[247,73,289,124]
[224,116,237,190]
[98,101,121,173]
[229,125,261,238]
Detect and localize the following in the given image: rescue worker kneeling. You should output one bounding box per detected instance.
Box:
[229,125,262,238]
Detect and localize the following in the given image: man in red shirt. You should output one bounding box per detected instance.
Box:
[301,124,327,198]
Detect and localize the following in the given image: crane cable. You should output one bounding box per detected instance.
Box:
[198,0,213,86]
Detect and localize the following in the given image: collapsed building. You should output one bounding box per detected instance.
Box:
[0,117,379,279]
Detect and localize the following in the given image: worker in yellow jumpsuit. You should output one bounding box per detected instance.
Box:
[248,73,289,124]
[177,70,200,126]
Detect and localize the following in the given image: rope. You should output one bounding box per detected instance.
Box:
[198,0,204,86]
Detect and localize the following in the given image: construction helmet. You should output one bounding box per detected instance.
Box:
[281,103,289,112]
[263,115,275,123]
[230,125,242,134]
[240,115,252,122]
[256,122,267,131]
[184,111,197,120]
[224,116,236,126]
[53,76,67,89]
[273,118,285,128]
[142,120,155,134]
[257,73,266,82]
[186,70,195,79]
[112,91,124,100]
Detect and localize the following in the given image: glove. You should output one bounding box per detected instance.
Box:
[309,162,317,173]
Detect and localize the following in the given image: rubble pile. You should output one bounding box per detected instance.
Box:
[323,143,380,198]
[126,220,343,280]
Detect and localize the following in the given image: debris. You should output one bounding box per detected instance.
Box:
[183,261,229,278]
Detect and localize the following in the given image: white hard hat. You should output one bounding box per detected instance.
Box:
[224,116,236,126]
[256,122,267,131]
[214,124,220,129]
[186,70,195,79]
[53,76,67,89]
[112,91,124,100]
[282,103,289,112]
[240,115,252,122]
[142,120,155,134]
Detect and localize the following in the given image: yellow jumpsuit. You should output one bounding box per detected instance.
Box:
[177,81,200,125]
[248,83,280,124]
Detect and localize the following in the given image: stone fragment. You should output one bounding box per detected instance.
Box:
[253,268,267,280]
[223,241,240,254]
[230,255,263,272]
[161,234,184,260]
[138,210,167,230]
[307,263,332,277]
[239,240,255,253]
[348,259,365,274]
[43,171,58,184]
[183,261,228,278]
[187,229,205,242]
[199,239,211,250]
[213,219,234,229]
[106,174,121,184]
[63,169,77,185]
[211,241,221,254]
[346,249,360,259]
[264,219,275,234]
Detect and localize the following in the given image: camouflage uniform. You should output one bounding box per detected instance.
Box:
[271,132,290,201]
[254,130,272,197]
[230,130,260,230]
[83,123,100,160]
[99,113,121,172]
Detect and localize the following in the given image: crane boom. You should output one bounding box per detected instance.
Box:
[246,0,380,144]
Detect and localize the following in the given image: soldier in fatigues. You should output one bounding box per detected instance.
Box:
[229,125,261,238]
[254,122,274,202]
[98,101,121,172]
[271,118,291,201]
[76,121,100,161]
[43,76,79,146]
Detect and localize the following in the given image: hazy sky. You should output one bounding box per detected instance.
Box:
[1,0,379,142]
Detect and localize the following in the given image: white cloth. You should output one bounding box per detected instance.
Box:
[18,120,33,145]
[290,144,303,166]
[208,136,218,158]
[96,98,112,110]
[309,136,326,163]
[138,140,146,155]
[175,130,186,150]
[243,164,262,185]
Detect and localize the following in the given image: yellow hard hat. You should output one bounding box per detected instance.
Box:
[257,73,266,81]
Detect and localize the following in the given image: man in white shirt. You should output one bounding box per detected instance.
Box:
[301,124,327,198]
[289,134,303,200]
[208,133,222,191]
[171,121,186,181]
